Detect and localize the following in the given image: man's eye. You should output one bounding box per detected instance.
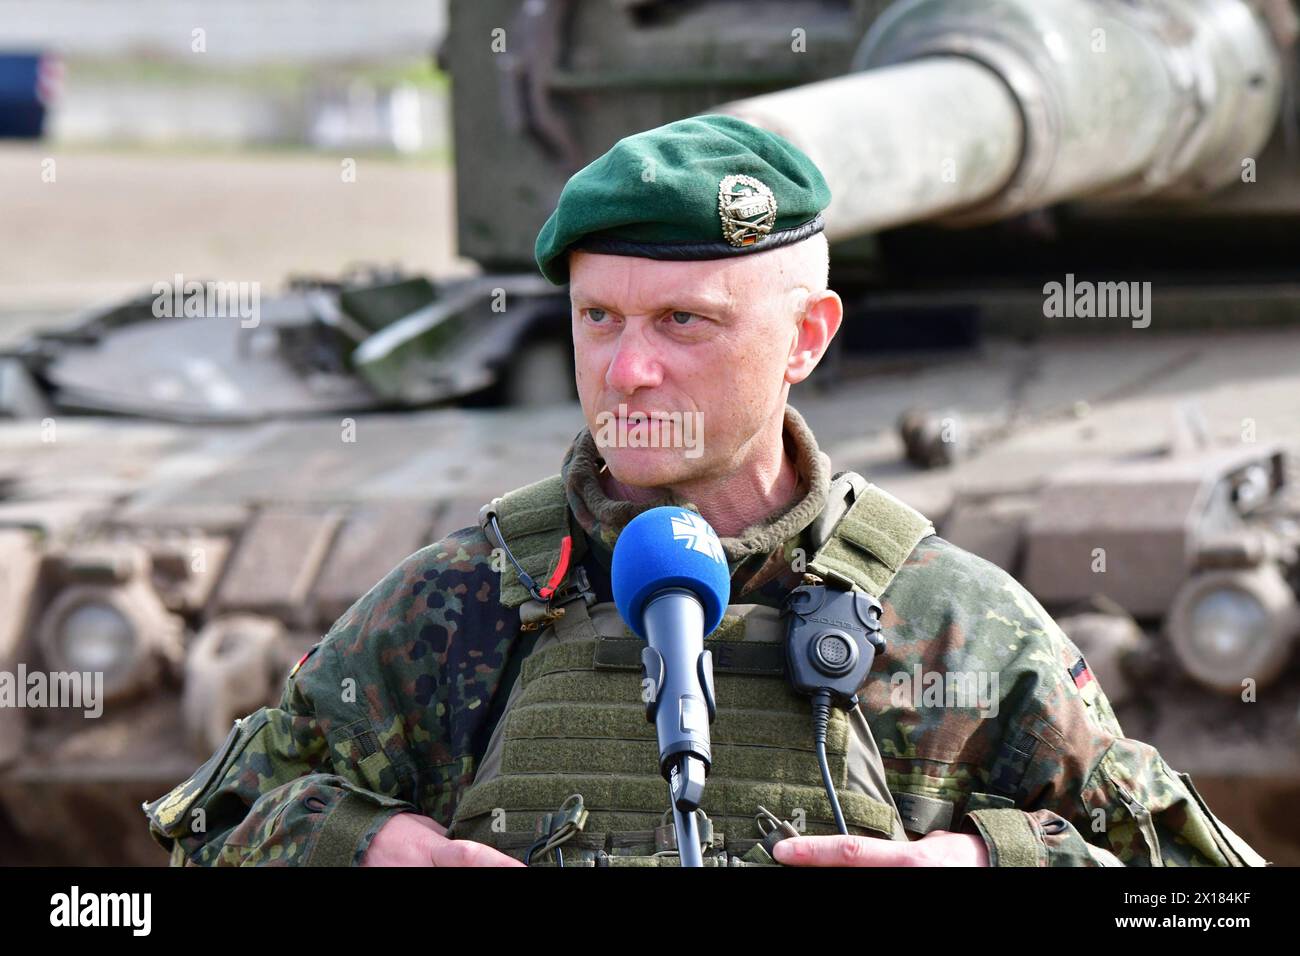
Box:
[670,311,700,326]
[584,308,608,323]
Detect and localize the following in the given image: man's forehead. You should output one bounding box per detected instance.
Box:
[568,251,756,312]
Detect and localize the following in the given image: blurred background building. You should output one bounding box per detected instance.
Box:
[0,0,457,324]
[1,0,446,149]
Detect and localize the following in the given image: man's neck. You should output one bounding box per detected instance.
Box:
[599,414,803,538]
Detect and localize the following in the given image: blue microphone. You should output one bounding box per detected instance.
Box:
[612,507,730,865]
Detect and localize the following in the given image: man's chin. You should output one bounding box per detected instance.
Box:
[600,447,701,490]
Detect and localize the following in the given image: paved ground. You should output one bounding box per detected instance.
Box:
[0,144,470,329]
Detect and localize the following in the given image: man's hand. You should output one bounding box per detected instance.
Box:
[362,812,526,867]
[772,830,989,867]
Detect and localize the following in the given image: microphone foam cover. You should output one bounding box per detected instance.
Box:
[612,506,732,640]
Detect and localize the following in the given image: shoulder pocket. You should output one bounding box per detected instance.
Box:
[329,719,404,796]
[145,709,271,840]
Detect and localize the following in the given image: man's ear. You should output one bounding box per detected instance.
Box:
[785,290,843,385]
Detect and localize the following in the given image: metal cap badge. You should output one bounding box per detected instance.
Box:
[718,174,777,247]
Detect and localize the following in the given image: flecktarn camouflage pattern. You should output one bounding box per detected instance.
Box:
[144,407,1266,866]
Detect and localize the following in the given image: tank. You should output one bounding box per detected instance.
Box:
[445,0,1299,335]
[0,404,590,863]
[0,268,571,421]
[3,0,1300,864]
[882,395,1300,862]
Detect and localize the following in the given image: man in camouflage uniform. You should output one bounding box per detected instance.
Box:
[145,115,1266,867]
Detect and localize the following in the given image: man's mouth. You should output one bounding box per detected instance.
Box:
[592,404,705,459]
[609,409,676,423]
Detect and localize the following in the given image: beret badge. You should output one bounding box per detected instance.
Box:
[718,174,778,248]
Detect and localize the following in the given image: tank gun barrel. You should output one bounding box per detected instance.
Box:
[717,0,1284,240]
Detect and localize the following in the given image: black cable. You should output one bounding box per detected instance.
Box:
[523,835,569,867]
[523,836,543,866]
[489,513,546,602]
[811,688,848,836]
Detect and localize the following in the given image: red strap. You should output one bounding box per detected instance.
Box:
[537,535,573,600]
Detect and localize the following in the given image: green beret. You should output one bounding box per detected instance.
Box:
[534,114,831,285]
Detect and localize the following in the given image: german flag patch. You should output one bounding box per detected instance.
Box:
[289,644,319,679]
[1069,656,1099,704]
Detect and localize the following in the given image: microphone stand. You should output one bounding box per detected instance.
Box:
[668,753,708,868]
[641,588,717,868]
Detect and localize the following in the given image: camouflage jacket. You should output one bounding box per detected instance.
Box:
[144,406,1266,866]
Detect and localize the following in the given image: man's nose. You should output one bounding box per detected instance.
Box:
[604,329,664,395]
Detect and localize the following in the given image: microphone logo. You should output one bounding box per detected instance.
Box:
[670,511,725,563]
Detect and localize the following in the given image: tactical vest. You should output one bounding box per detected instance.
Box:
[446,472,934,866]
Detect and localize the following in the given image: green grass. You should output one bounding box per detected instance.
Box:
[65,56,448,92]
[48,55,453,163]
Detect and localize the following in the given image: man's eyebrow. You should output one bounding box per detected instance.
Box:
[569,291,613,309]
[570,290,731,315]
[664,295,731,316]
